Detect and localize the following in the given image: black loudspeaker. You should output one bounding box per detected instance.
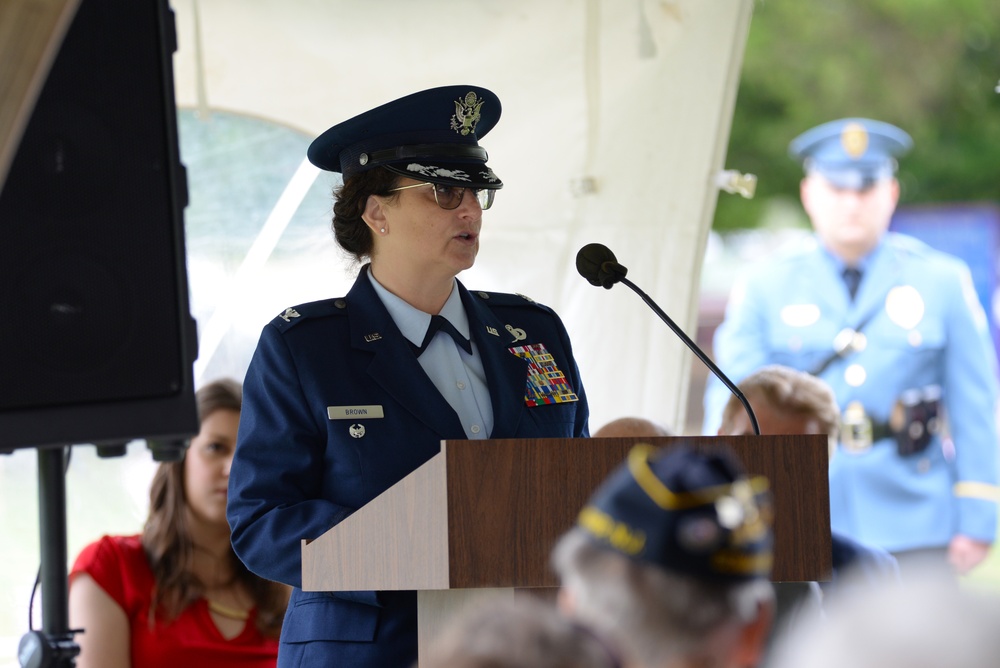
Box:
[0,0,198,451]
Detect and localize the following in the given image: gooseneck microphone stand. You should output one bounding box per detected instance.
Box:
[616,274,761,436]
[575,242,760,435]
[18,447,80,668]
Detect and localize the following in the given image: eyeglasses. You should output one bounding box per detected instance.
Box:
[387,182,495,210]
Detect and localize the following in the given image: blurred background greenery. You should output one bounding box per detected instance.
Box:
[713,0,1000,233]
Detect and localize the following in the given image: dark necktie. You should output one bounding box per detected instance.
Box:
[410,315,472,356]
[843,267,862,301]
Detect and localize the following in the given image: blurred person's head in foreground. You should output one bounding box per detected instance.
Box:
[418,595,620,668]
[769,569,1000,668]
[552,443,775,668]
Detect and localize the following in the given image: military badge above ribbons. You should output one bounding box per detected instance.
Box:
[509,343,579,406]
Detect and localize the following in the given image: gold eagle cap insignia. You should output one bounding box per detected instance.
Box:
[450,91,484,136]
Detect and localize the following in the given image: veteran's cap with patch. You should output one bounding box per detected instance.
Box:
[576,443,773,582]
[307,85,503,189]
[789,117,913,190]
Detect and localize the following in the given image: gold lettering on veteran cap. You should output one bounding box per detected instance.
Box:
[328,405,385,420]
[841,122,869,158]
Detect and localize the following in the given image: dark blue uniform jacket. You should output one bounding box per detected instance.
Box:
[227,270,590,667]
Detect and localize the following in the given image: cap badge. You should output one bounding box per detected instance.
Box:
[840,122,869,158]
[450,91,485,136]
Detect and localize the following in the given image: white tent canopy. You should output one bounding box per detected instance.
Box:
[170,0,753,433]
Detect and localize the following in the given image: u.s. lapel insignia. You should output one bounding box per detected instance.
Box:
[509,343,579,406]
[486,326,499,337]
[451,91,485,136]
[506,324,527,343]
[279,307,300,322]
[364,332,382,343]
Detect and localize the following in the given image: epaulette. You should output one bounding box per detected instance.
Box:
[470,290,549,310]
[270,297,348,332]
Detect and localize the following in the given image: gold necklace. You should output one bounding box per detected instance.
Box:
[206,598,250,621]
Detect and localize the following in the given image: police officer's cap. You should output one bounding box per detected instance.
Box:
[789,118,913,190]
[576,443,773,582]
[307,85,503,189]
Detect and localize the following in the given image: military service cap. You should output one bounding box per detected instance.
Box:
[789,117,913,190]
[576,443,773,582]
[307,85,503,189]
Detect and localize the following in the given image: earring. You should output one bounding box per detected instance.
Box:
[380,227,386,234]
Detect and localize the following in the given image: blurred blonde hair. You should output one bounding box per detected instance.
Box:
[720,365,839,441]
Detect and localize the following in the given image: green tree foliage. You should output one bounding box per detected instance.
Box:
[714,0,1000,232]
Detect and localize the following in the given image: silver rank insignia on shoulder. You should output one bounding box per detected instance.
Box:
[349,424,365,439]
[279,307,300,322]
[506,324,527,342]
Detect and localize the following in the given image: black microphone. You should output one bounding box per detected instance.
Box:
[576,243,629,289]
[575,243,760,436]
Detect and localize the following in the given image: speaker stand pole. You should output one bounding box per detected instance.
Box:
[18,447,80,667]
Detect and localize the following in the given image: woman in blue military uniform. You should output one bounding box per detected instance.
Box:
[704,118,1000,577]
[226,85,590,667]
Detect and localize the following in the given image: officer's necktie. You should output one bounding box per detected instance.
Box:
[410,315,473,356]
[843,267,862,301]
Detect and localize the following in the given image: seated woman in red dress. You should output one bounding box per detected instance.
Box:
[69,378,289,668]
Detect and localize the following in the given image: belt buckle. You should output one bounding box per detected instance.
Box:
[841,401,873,453]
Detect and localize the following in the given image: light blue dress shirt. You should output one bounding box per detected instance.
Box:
[368,270,494,439]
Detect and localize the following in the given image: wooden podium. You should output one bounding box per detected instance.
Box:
[302,435,831,657]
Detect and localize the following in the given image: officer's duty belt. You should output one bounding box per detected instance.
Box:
[840,387,942,456]
[840,403,892,453]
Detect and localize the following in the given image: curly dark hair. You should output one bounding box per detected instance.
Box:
[331,167,402,262]
[142,378,288,638]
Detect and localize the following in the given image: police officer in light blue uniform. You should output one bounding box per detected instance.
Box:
[703,118,1000,576]
[227,85,589,668]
